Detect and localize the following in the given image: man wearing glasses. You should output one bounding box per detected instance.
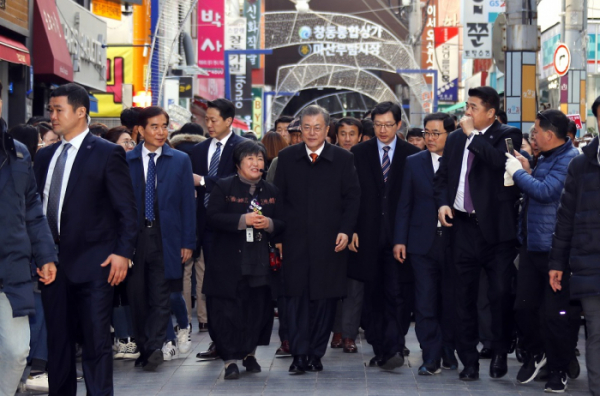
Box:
[349,101,419,371]
[394,112,458,375]
[434,86,522,381]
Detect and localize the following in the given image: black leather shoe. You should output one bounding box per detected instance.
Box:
[380,354,404,371]
[224,363,239,380]
[403,346,410,356]
[490,353,508,379]
[242,356,261,373]
[289,355,307,374]
[134,354,145,368]
[142,349,163,371]
[479,347,493,359]
[307,356,323,372]
[459,365,479,381]
[196,342,219,360]
[368,356,383,367]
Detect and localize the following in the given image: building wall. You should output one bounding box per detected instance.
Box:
[0,0,29,32]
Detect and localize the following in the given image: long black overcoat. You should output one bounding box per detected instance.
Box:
[274,142,361,300]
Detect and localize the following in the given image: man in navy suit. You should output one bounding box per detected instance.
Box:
[34,83,138,395]
[434,87,522,381]
[394,112,458,375]
[190,98,245,358]
[126,106,196,370]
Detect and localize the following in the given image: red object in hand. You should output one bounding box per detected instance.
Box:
[269,247,281,271]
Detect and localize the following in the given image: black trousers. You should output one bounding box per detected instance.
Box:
[42,267,114,396]
[452,214,516,368]
[363,247,412,360]
[411,228,455,362]
[286,287,337,358]
[514,247,578,371]
[277,296,289,342]
[207,279,273,361]
[127,226,171,355]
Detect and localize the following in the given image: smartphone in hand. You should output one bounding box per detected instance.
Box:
[505,138,515,156]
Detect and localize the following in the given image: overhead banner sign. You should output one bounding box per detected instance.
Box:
[421,0,437,86]
[197,0,225,78]
[225,17,247,76]
[462,0,502,59]
[243,0,261,69]
[435,27,459,102]
[230,59,253,127]
[92,47,133,117]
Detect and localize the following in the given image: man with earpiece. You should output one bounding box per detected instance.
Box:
[0,80,58,395]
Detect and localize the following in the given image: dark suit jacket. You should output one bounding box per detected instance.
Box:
[126,143,196,280]
[190,132,245,245]
[395,150,440,255]
[344,138,419,282]
[434,120,522,244]
[274,142,361,300]
[34,133,138,283]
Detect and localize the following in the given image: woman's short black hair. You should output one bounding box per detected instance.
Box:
[9,124,39,161]
[233,139,267,168]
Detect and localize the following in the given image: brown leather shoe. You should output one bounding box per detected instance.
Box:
[330,332,343,348]
[343,338,357,353]
[276,340,292,357]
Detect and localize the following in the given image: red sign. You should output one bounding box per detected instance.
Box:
[197,0,225,78]
[567,114,583,129]
[553,44,571,77]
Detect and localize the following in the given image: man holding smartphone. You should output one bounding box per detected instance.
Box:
[434,87,522,381]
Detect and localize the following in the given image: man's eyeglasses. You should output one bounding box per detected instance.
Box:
[374,122,397,130]
[120,141,136,148]
[422,131,447,140]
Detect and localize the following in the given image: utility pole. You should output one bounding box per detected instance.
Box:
[504,0,539,132]
[408,0,423,128]
[560,0,587,131]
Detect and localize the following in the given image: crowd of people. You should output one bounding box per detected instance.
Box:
[0,81,599,396]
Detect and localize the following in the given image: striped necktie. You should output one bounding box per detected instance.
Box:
[204,142,222,207]
[382,146,391,183]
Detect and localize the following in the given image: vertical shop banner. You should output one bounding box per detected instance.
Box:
[463,0,492,59]
[252,86,263,138]
[421,0,437,86]
[197,0,225,78]
[225,17,247,75]
[435,27,459,102]
[92,47,133,117]
[243,0,261,69]
[230,60,253,126]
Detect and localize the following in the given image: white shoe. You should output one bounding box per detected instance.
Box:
[114,339,127,359]
[162,341,179,361]
[122,339,141,359]
[175,324,192,354]
[25,372,49,392]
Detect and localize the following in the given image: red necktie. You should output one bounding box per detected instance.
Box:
[310,153,318,163]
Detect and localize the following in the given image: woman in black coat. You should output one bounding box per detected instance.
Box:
[205,140,284,380]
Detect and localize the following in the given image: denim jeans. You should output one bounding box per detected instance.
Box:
[112,305,134,339]
[165,292,189,342]
[581,295,600,396]
[0,292,30,396]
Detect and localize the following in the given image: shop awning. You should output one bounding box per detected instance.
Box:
[232,118,250,131]
[0,35,30,66]
[33,0,73,82]
[441,101,466,114]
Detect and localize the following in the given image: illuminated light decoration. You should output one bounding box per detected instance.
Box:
[133,91,153,107]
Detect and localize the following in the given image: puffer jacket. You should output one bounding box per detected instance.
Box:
[513,139,579,251]
[170,133,206,157]
[549,137,600,300]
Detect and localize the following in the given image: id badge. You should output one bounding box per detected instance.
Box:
[246,227,254,243]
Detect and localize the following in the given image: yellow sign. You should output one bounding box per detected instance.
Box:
[253,97,263,139]
[92,0,121,21]
[92,47,133,118]
[521,65,537,122]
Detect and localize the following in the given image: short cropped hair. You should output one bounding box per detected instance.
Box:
[361,118,375,138]
[50,83,90,115]
[536,109,569,140]
[207,98,235,121]
[138,106,170,128]
[120,107,143,130]
[233,139,267,168]
[468,86,500,114]
[496,109,508,124]
[592,95,600,118]
[567,120,577,138]
[406,128,423,139]
[274,116,294,130]
[300,104,330,126]
[423,112,455,133]
[9,124,39,160]
[371,101,402,124]
[89,122,109,137]
[336,117,363,136]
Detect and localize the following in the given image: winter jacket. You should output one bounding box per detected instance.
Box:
[549,137,600,299]
[170,133,206,157]
[513,139,579,251]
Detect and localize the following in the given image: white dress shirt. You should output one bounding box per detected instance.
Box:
[42,129,89,234]
[207,131,232,169]
[377,136,398,165]
[305,141,325,161]
[453,124,492,213]
[142,144,162,183]
[431,152,441,173]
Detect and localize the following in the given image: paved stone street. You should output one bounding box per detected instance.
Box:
[19,316,592,396]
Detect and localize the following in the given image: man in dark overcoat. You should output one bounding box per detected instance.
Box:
[274,104,361,374]
[348,101,420,370]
